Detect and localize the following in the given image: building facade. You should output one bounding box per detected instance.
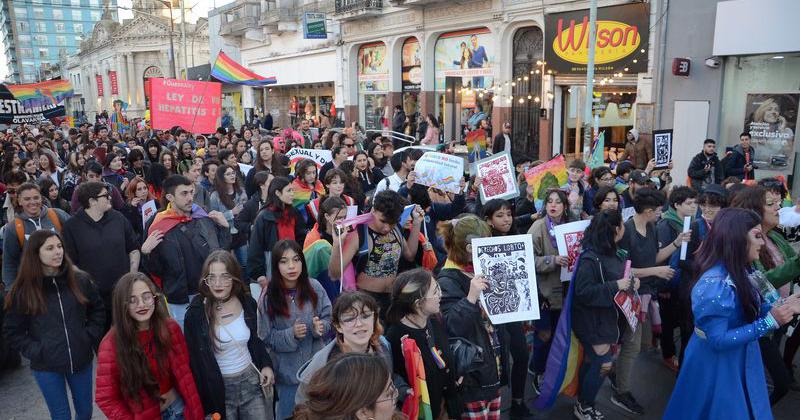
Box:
[0,0,118,83]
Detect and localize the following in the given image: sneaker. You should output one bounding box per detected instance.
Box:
[611,392,645,415]
[574,402,605,420]
[510,400,535,419]
[662,356,679,373]
[531,373,544,395]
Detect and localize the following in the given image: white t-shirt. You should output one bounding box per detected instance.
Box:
[373,173,404,194]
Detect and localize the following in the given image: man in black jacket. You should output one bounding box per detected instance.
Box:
[492,122,512,155]
[142,175,231,330]
[724,132,756,181]
[391,105,406,148]
[62,181,140,332]
[687,139,723,190]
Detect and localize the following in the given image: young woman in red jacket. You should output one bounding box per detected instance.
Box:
[95,272,204,420]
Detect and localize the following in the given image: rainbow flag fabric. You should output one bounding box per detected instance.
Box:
[401,337,433,420]
[534,255,585,409]
[211,52,277,86]
[291,178,324,222]
[6,80,74,108]
[466,129,488,163]
[524,155,569,210]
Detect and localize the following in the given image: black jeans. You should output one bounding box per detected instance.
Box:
[760,333,791,405]
[502,322,530,400]
[659,293,680,360]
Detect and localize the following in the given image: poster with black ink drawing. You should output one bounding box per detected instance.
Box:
[553,220,590,282]
[653,129,673,169]
[471,234,540,324]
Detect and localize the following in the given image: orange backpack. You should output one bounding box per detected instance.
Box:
[15,209,62,248]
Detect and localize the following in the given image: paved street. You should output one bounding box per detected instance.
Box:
[2,347,799,419]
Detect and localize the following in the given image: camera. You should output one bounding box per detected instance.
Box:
[704,57,721,68]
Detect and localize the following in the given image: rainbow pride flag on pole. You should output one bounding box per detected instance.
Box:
[534,254,586,410]
[211,52,277,86]
[6,80,74,108]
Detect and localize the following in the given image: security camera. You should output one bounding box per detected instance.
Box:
[704,57,721,68]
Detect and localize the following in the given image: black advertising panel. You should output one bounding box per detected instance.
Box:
[545,3,650,74]
[0,84,65,125]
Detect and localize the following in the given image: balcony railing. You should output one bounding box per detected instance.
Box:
[335,0,382,14]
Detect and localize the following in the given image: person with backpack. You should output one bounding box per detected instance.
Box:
[2,182,70,289]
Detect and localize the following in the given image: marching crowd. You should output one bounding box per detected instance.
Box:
[0,116,800,420]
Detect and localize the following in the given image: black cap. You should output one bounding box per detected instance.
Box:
[701,183,726,198]
[630,170,650,185]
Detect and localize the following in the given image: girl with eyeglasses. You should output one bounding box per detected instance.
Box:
[95,271,203,420]
[184,250,275,420]
[3,230,105,420]
[385,268,460,420]
[296,291,400,405]
[293,353,404,420]
[257,239,331,420]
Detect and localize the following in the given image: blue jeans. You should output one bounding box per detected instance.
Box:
[234,245,248,273]
[577,342,613,405]
[161,394,185,420]
[32,364,93,420]
[275,383,298,420]
[167,294,197,331]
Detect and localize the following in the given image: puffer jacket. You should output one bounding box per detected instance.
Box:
[3,269,104,374]
[256,278,331,386]
[95,319,204,420]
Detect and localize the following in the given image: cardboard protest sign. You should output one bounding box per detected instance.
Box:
[553,220,590,281]
[471,234,540,324]
[475,151,518,202]
[413,152,464,194]
[149,78,221,133]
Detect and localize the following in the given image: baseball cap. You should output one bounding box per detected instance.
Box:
[630,170,650,185]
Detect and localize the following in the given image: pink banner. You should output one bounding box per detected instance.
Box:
[149,78,221,134]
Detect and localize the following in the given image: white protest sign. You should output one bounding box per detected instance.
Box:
[475,151,518,202]
[285,148,333,172]
[471,234,540,324]
[413,152,464,194]
[141,200,157,231]
[553,220,591,282]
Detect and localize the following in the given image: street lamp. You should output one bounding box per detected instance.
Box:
[155,0,177,79]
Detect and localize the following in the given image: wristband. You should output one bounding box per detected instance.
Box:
[672,240,680,248]
[765,313,780,330]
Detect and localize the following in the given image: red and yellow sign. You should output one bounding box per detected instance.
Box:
[545,3,649,74]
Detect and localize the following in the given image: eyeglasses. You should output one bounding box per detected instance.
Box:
[128,292,157,307]
[343,143,355,148]
[599,176,615,182]
[376,382,399,404]
[339,311,374,326]
[204,274,234,287]
[94,193,111,200]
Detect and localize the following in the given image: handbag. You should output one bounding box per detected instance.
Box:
[447,336,484,378]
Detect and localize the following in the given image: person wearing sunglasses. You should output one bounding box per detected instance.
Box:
[4,230,105,420]
[62,181,140,334]
[296,290,402,405]
[96,272,204,420]
[185,250,275,420]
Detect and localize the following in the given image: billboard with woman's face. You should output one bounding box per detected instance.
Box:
[434,28,495,91]
[745,92,799,171]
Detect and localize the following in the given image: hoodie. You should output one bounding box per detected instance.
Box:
[2,206,70,288]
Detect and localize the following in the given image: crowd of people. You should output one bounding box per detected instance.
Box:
[0,115,799,420]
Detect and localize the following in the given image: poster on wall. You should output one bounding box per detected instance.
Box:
[435,28,495,91]
[653,129,673,169]
[471,234,540,325]
[402,38,422,92]
[358,42,389,92]
[544,3,650,74]
[744,93,799,171]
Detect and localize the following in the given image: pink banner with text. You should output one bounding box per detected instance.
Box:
[149,78,221,134]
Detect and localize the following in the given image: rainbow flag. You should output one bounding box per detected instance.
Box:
[401,337,433,420]
[6,80,74,108]
[466,129,487,163]
[586,131,605,169]
[292,178,324,222]
[524,155,569,210]
[534,255,585,409]
[211,52,277,86]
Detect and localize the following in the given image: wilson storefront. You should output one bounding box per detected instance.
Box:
[544,3,650,160]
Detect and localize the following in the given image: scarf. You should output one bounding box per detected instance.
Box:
[544,215,562,249]
[291,178,325,210]
[443,258,473,274]
[662,207,689,232]
[148,202,208,236]
[274,206,296,241]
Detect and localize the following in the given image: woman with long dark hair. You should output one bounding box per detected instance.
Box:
[291,159,325,224]
[421,113,441,146]
[305,169,356,226]
[257,239,331,420]
[121,176,155,242]
[302,196,353,302]
[184,250,275,419]
[176,141,195,175]
[210,164,249,267]
[95,272,204,419]
[664,208,800,418]
[385,268,460,419]
[367,142,390,177]
[353,150,384,195]
[3,230,105,420]
[245,139,287,197]
[592,185,621,214]
[292,353,404,420]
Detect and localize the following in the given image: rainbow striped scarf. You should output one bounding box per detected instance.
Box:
[292,178,324,211]
[401,337,433,420]
[211,52,277,86]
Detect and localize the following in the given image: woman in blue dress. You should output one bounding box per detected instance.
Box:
[664,208,800,420]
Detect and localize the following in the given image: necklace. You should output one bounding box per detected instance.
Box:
[403,315,428,332]
[216,295,234,318]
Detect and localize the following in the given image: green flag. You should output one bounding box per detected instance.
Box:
[586,131,605,169]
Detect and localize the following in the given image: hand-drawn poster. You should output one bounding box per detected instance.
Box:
[524,155,569,210]
[413,152,464,194]
[475,151,518,202]
[471,235,540,324]
[744,93,799,171]
[653,129,673,169]
[553,220,590,281]
[466,129,488,163]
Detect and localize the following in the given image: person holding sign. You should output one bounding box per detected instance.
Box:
[570,209,639,420]
[664,209,800,419]
[526,189,571,395]
[436,215,506,420]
